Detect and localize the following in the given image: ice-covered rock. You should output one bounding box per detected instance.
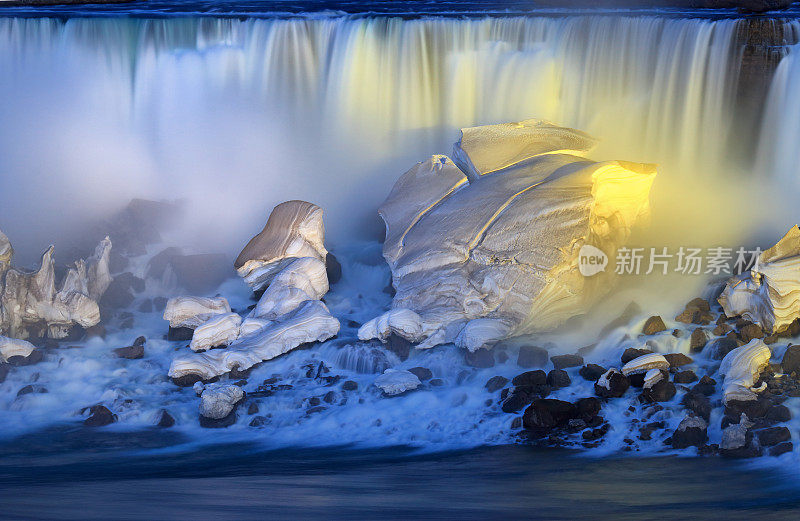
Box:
[234,200,328,291]
[0,235,113,339]
[358,308,428,343]
[251,257,328,320]
[719,339,771,404]
[189,313,242,352]
[199,383,244,420]
[239,317,271,337]
[0,336,35,362]
[621,353,670,376]
[0,230,12,275]
[718,225,800,335]
[162,296,231,329]
[374,369,421,396]
[362,120,656,351]
[169,300,339,382]
[642,368,665,389]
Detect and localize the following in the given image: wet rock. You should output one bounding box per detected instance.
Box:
[5,348,43,367]
[766,404,791,423]
[689,328,709,353]
[522,398,576,434]
[550,354,583,370]
[691,375,717,396]
[671,415,708,449]
[308,397,321,406]
[325,253,342,285]
[485,376,509,393]
[323,391,338,404]
[464,348,494,368]
[146,247,184,280]
[408,366,433,381]
[512,370,547,387]
[429,378,444,387]
[199,383,244,425]
[726,398,770,419]
[757,426,791,447]
[307,406,327,415]
[546,369,571,388]
[247,402,260,415]
[374,369,421,396]
[594,369,630,399]
[575,397,601,420]
[342,380,358,391]
[579,364,606,381]
[738,322,765,343]
[582,423,610,441]
[173,374,204,388]
[621,347,652,364]
[517,345,548,368]
[642,316,666,335]
[641,380,676,403]
[156,409,175,428]
[501,390,533,413]
[720,414,761,458]
[386,333,413,361]
[781,345,800,374]
[770,441,793,456]
[83,405,116,427]
[249,416,268,427]
[113,344,144,360]
[705,334,740,360]
[675,297,713,325]
[16,384,47,397]
[681,392,712,421]
[168,326,194,342]
[664,353,693,368]
[510,416,523,429]
[674,370,698,384]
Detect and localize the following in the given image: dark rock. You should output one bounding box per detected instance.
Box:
[113,344,144,360]
[550,354,583,370]
[517,345,548,368]
[84,405,116,427]
[0,363,9,383]
[758,426,791,447]
[673,370,698,384]
[485,376,509,393]
[770,441,793,456]
[641,380,676,403]
[386,334,412,361]
[168,326,194,342]
[726,399,770,419]
[156,409,175,428]
[146,247,184,280]
[323,391,337,404]
[133,336,146,346]
[249,416,268,427]
[621,347,653,364]
[766,404,791,423]
[705,334,740,360]
[642,316,667,335]
[576,397,601,420]
[671,416,708,449]
[7,349,43,366]
[99,274,137,310]
[691,375,717,396]
[738,322,764,343]
[512,370,547,387]
[501,391,533,413]
[429,378,444,387]
[247,402,260,415]
[689,328,709,353]
[582,423,610,441]
[326,253,342,285]
[522,399,576,434]
[342,380,358,391]
[675,297,714,325]
[594,370,630,399]
[579,364,606,381]
[546,369,571,388]
[306,406,327,415]
[308,396,321,406]
[681,392,711,421]
[171,374,204,387]
[510,416,523,429]
[628,373,646,388]
[408,366,433,381]
[16,384,47,397]
[465,349,495,368]
[782,345,800,374]
[200,412,236,428]
[664,353,693,368]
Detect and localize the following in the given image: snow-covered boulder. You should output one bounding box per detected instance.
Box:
[199,383,244,420]
[251,257,329,321]
[374,369,421,396]
[234,200,328,291]
[162,296,231,329]
[719,339,771,404]
[719,225,800,335]
[0,235,113,339]
[189,313,242,352]
[169,300,339,382]
[621,353,670,376]
[0,335,36,362]
[362,120,656,351]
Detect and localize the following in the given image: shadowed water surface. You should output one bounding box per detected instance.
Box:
[0,428,799,520]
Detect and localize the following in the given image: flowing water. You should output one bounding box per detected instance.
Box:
[4,5,800,518]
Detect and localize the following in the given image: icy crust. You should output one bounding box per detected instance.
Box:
[162,296,231,329]
[251,257,329,321]
[0,336,35,361]
[621,353,669,376]
[189,313,242,352]
[719,225,800,335]
[364,121,656,351]
[719,339,771,404]
[169,300,340,381]
[374,369,421,396]
[0,234,113,339]
[234,200,328,292]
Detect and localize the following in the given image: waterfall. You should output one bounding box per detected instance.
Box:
[0,15,759,260]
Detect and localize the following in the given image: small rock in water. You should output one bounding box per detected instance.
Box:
[16,384,47,397]
[781,345,800,374]
[575,397,601,420]
[522,399,576,435]
[156,409,175,428]
[168,326,194,342]
[342,380,358,391]
[325,253,342,285]
[664,353,693,368]
[386,334,413,361]
[199,383,244,428]
[738,322,764,343]
[83,405,116,427]
[546,369,571,388]
[681,392,711,421]
[429,378,444,387]
[758,426,791,447]
[766,404,791,423]
[501,391,533,413]
[517,345,548,368]
[7,349,43,367]
[673,370,698,384]
[374,369,421,396]
[550,354,583,370]
[642,316,667,335]
[485,376,509,393]
[621,347,653,364]
[640,380,676,403]
[691,375,717,396]
[512,370,547,387]
[113,344,144,359]
[408,366,433,381]
[579,364,606,381]
[247,402,260,415]
[720,414,760,458]
[464,348,494,368]
[595,369,630,399]
[689,329,709,353]
[670,415,708,449]
[770,442,793,457]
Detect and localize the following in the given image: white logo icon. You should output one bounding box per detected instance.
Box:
[578,245,608,277]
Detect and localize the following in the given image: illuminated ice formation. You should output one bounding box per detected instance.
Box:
[362,120,656,351]
[374,369,421,396]
[234,200,327,292]
[162,296,231,329]
[719,225,800,335]
[199,383,244,420]
[0,335,36,361]
[621,353,670,376]
[189,313,242,352]
[643,368,665,389]
[0,234,113,339]
[719,339,771,404]
[251,257,329,321]
[169,300,339,381]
